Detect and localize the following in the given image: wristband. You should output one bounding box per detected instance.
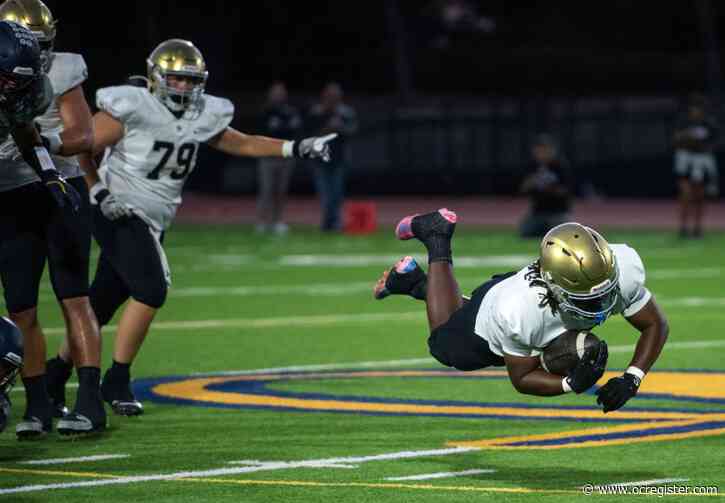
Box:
[89,181,109,203]
[41,133,63,154]
[562,377,573,393]
[282,140,294,158]
[33,146,56,172]
[625,366,645,381]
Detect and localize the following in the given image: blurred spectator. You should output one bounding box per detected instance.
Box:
[306,82,358,232]
[256,81,301,235]
[519,134,574,238]
[423,0,496,49]
[673,94,720,239]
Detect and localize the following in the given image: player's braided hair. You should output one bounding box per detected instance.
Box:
[524,260,559,315]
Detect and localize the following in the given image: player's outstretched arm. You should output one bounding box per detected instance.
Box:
[596,298,669,413]
[11,121,81,211]
[208,127,337,162]
[46,86,93,156]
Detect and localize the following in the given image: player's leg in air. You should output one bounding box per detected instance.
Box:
[375,209,508,371]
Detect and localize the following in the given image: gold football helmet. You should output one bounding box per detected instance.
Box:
[0,0,55,72]
[147,39,207,114]
[539,222,620,324]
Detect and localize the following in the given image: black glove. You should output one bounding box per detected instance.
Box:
[39,170,81,212]
[596,372,640,413]
[565,340,608,394]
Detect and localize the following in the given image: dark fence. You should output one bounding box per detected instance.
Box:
[189,95,719,198]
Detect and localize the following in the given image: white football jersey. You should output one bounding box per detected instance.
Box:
[0,52,87,191]
[475,244,652,358]
[96,86,234,232]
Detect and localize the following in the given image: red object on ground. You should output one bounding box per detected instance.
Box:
[344,201,377,234]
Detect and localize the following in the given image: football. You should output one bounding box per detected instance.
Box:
[540,330,601,377]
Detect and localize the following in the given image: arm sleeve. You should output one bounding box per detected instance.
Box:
[620,246,653,317]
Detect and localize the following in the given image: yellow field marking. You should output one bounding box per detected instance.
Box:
[451,419,725,450]
[153,376,702,422]
[181,477,581,495]
[0,467,117,479]
[3,466,723,498]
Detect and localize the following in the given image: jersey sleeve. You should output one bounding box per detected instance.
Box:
[197,95,234,142]
[616,244,652,317]
[52,53,88,96]
[96,86,142,125]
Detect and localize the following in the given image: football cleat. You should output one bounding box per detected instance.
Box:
[395,208,457,242]
[45,356,72,418]
[57,412,106,436]
[101,371,144,417]
[16,414,51,440]
[374,256,427,300]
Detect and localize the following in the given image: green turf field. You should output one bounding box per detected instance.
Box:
[1,224,724,501]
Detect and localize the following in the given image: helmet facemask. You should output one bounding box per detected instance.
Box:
[37,37,54,72]
[544,264,620,325]
[152,68,206,115]
[0,354,21,394]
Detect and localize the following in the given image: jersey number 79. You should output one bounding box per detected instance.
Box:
[147,141,198,180]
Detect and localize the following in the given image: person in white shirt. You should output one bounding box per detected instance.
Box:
[375,209,669,412]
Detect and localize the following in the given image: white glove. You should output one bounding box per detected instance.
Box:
[283,133,337,162]
[89,182,133,221]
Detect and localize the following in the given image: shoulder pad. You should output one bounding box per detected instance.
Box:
[195,95,234,142]
[48,52,88,96]
[96,85,146,123]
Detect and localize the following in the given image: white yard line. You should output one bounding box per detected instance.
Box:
[0,447,478,495]
[227,447,479,469]
[19,455,130,466]
[385,469,496,481]
[41,311,425,336]
[278,254,532,268]
[596,478,690,488]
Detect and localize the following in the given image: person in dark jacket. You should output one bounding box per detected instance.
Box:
[305,82,358,232]
[519,134,574,238]
[256,82,302,235]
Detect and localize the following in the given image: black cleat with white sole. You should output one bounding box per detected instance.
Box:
[16,415,52,440]
[102,371,144,417]
[57,412,106,436]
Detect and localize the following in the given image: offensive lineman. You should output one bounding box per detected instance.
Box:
[48,39,337,416]
[374,211,669,412]
[0,11,105,437]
